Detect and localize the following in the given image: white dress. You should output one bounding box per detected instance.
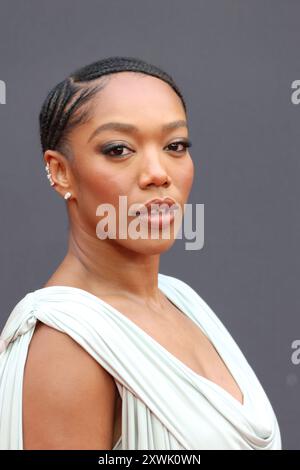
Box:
[0,273,282,450]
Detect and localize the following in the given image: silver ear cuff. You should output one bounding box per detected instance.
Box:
[45,162,55,186]
[45,162,72,200]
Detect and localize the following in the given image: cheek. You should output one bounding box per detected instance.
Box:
[78,164,132,207]
[76,168,125,229]
[174,157,194,194]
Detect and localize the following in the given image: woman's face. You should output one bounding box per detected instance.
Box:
[57,71,194,254]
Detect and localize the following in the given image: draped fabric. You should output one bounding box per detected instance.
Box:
[0,273,282,450]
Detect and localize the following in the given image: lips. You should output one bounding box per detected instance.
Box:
[136,197,179,215]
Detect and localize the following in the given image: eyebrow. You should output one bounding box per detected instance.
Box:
[87,120,188,143]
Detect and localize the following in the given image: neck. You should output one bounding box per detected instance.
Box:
[48,222,164,304]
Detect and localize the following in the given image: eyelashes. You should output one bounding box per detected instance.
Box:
[100,139,192,158]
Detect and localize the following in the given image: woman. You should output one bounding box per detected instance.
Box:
[0,56,281,450]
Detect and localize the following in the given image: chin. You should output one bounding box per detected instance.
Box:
[115,237,177,255]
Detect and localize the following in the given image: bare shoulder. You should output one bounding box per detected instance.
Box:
[23,321,117,449]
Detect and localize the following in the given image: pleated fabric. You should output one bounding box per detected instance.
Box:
[0,273,282,450]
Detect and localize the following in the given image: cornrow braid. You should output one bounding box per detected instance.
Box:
[39,56,187,158]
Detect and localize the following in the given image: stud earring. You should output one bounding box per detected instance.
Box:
[64,191,72,200]
[45,162,55,186]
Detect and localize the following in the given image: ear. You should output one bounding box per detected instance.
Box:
[43,150,75,199]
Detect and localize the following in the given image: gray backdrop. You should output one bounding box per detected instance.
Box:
[0,0,299,449]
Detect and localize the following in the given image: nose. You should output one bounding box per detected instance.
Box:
[138,151,171,189]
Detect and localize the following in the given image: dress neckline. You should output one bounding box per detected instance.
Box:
[32,276,247,411]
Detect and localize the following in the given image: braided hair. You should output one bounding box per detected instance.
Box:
[39,56,187,159]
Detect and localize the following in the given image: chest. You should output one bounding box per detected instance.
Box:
[104,295,244,406]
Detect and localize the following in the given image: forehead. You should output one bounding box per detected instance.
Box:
[89,71,185,122]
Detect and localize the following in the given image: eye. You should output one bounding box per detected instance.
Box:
[101,143,132,158]
[165,139,192,154]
